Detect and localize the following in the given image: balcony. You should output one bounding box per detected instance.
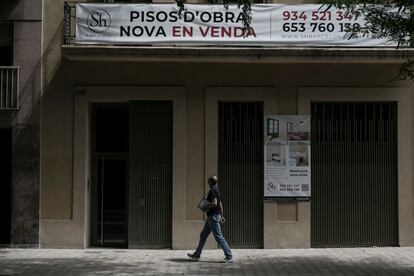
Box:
[0,66,19,111]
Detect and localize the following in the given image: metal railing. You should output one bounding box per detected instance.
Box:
[64,2,76,45]
[0,67,19,111]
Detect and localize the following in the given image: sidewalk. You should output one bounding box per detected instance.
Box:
[1,247,414,275]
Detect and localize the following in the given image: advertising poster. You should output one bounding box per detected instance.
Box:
[264,115,311,198]
[76,3,396,46]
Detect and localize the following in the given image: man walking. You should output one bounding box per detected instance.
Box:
[188,175,233,263]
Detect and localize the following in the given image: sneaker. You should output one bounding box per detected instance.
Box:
[223,257,233,263]
[187,253,200,261]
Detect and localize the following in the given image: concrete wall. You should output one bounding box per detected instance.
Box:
[40,60,414,248]
[0,0,43,247]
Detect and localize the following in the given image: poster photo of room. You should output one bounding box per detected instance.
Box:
[265,115,311,168]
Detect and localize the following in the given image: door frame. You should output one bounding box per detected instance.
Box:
[298,86,413,247]
[205,87,309,249]
[66,86,186,248]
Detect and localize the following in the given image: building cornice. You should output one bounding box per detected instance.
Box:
[62,45,414,63]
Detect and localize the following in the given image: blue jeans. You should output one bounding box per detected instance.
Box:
[195,214,232,258]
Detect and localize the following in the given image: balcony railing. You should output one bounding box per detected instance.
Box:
[0,66,19,111]
[64,2,76,45]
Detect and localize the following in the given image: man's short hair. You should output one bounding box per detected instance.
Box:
[208,175,218,185]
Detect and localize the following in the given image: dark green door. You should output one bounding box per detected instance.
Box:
[129,101,173,248]
[218,102,263,248]
[311,102,398,247]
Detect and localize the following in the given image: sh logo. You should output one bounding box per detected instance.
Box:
[87,10,111,33]
[266,181,276,192]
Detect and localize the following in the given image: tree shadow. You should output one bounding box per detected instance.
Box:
[166,258,197,262]
[0,254,413,276]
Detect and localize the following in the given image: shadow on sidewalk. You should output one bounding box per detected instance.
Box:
[167,258,223,264]
[1,252,414,275]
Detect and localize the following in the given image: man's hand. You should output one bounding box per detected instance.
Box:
[220,217,225,224]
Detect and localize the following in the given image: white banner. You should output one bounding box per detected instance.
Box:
[264,116,311,198]
[76,3,396,46]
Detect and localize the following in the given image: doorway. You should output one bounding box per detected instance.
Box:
[0,129,11,245]
[311,102,398,247]
[90,101,173,248]
[91,104,129,247]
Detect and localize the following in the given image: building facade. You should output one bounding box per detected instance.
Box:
[1,0,414,249]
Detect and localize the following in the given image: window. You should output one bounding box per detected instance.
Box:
[267,118,279,138]
[0,23,13,66]
[287,122,293,134]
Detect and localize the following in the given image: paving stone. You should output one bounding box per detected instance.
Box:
[0,247,413,275]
